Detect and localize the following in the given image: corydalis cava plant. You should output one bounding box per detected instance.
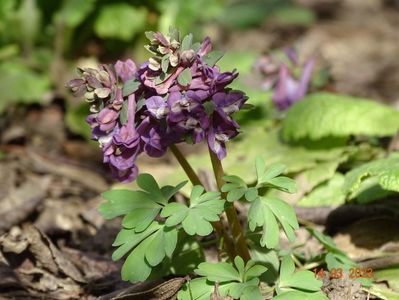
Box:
[67,29,326,300]
[67,28,247,182]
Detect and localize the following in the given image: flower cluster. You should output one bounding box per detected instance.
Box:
[253,48,314,111]
[67,28,247,182]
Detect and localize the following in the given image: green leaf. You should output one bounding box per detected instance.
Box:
[298,173,345,207]
[94,4,147,41]
[161,54,170,73]
[374,267,399,292]
[112,222,161,260]
[248,197,298,248]
[119,100,129,125]
[161,181,188,201]
[222,175,249,202]
[256,160,286,184]
[161,185,224,236]
[177,278,233,300]
[255,158,296,193]
[165,233,205,275]
[228,279,259,299]
[57,0,95,28]
[369,285,399,300]
[244,264,268,281]
[226,187,246,202]
[116,223,178,282]
[0,62,50,113]
[137,173,163,201]
[100,176,185,231]
[273,291,328,300]
[181,33,193,51]
[278,256,323,293]
[282,92,399,141]
[234,256,245,278]
[295,160,342,200]
[203,50,224,66]
[122,79,141,97]
[241,285,263,300]
[121,236,152,282]
[265,176,297,193]
[248,240,280,284]
[222,175,247,186]
[193,258,266,299]
[122,206,161,231]
[279,255,295,279]
[195,262,240,282]
[177,68,192,86]
[100,189,154,219]
[245,187,259,202]
[145,226,178,266]
[344,155,399,196]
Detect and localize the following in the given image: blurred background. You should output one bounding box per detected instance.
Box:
[1,0,399,298]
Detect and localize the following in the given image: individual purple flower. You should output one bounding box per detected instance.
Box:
[212,69,239,92]
[167,91,201,123]
[272,58,314,110]
[113,95,140,148]
[212,91,246,118]
[208,112,239,160]
[137,117,167,157]
[175,110,210,144]
[115,59,137,82]
[146,96,169,119]
[108,147,140,183]
[96,107,119,132]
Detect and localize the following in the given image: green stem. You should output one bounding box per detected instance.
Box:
[209,148,251,262]
[170,144,202,186]
[169,144,236,260]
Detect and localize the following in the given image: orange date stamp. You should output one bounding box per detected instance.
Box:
[313,267,373,279]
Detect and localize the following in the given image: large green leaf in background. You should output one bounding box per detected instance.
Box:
[0,62,50,113]
[54,0,96,28]
[282,93,399,142]
[94,3,147,41]
[343,154,399,196]
[297,173,346,207]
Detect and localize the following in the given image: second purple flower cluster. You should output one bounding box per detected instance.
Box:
[67,29,247,182]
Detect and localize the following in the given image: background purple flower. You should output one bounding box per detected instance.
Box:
[272,59,314,110]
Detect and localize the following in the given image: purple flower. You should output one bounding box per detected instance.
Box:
[167,91,202,123]
[272,58,314,110]
[208,112,239,160]
[67,29,249,183]
[108,147,140,183]
[253,48,315,110]
[146,96,169,119]
[115,59,137,82]
[138,117,167,157]
[212,91,246,117]
[113,95,140,148]
[96,107,119,132]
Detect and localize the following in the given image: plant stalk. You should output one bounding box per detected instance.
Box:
[169,144,236,260]
[209,148,251,262]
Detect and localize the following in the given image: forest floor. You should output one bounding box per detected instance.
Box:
[1,1,399,299]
